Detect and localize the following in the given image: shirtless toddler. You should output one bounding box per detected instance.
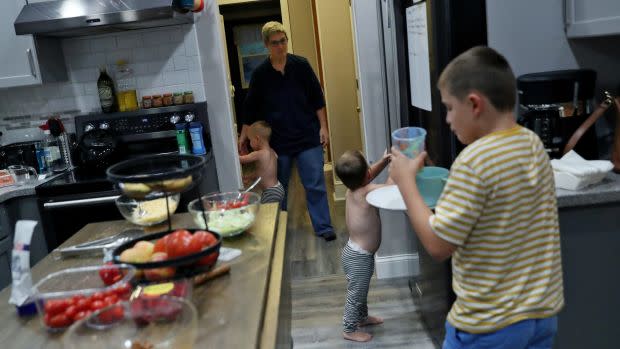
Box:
[239,121,285,204]
[334,150,391,342]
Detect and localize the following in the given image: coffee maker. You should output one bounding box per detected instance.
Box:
[517,69,599,159]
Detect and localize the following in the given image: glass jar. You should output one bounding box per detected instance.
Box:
[152,95,163,108]
[173,92,184,105]
[183,91,194,104]
[163,93,173,106]
[142,96,152,109]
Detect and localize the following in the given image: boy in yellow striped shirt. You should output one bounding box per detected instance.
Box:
[390,46,564,349]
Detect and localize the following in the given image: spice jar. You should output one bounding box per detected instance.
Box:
[173,92,184,105]
[152,95,163,108]
[183,91,194,104]
[163,93,173,106]
[142,96,152,109]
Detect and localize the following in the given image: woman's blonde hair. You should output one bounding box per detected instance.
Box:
[261,21,287,44]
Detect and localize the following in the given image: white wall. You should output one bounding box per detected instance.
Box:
[0,25,205,145]
[486,0,579,77]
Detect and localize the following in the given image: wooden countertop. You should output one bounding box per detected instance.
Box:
[0,203,286,348]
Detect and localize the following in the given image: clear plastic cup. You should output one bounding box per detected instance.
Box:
[392,127,427,158]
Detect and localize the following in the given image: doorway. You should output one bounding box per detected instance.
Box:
[218,0,364,201]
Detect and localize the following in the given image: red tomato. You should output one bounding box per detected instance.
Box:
[91,292,105,301]
[99,262,123,286]
[64,305,78,320]
[167,234,193,258]
[72,310,92,322]
[71,295,85,304]
[47,314,72,328]
[90,300,106,311]
[98,305,124,324]
[44,299,68,316]
[75,298,91,312]
[103,294,119,306]
[191,231,210,247]
[113,282,132,299]
[196,251,219,266]
[153,236,168,254]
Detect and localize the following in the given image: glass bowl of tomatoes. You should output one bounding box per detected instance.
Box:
[111,229,222,281]
[188,191,260,238]
[32,264,135,331]
[63,296,198,349]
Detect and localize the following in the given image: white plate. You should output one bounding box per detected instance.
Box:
[366,184,438,211]
[366,185,407,211]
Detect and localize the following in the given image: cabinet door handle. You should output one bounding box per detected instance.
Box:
[27,49,37,78]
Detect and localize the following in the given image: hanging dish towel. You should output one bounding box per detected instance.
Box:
[550,151,613,190]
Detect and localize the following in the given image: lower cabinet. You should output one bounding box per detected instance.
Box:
[0,195,48,291]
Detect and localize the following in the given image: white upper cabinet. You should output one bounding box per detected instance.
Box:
[0,0,66,88]
[566,0,620,38]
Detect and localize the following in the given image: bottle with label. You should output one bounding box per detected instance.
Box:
[42,130,63,172]
[97,67,117,113]
[115,60,138,112]
[175,123,190,154]
[188,122,206,155]
[35,142,47,174]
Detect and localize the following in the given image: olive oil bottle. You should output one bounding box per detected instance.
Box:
[97,67,117,113]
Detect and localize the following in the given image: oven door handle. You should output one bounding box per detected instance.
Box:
[43,195,120,209]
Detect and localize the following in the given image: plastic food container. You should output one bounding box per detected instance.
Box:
[63,296,197,349]
[392,127,427,158]
[33,264,135,331]
[188,191,260,237]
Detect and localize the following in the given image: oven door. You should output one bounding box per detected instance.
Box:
[39,190,123,251]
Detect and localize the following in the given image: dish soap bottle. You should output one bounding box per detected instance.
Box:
[115,60,138,112]
[97,66,117,113]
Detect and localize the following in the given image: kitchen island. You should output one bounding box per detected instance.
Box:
[0,203,291,349]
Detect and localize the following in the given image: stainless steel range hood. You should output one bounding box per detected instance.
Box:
[14,0,194,38]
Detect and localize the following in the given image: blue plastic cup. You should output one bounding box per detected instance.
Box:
[392,127,427,158]
[416,166,449,207]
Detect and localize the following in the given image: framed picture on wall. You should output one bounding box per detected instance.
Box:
[234,23,270,89]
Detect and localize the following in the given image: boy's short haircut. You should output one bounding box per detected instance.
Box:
[262,21,287,44]
[250,121,272,141]
[438,46,516,112]
[335,150,368,191]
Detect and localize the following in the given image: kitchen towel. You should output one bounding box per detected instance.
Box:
[551,150,613,190]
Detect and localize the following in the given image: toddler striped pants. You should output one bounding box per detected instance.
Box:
[341,240,375,333]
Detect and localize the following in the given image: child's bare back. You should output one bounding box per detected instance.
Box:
[345,184,385,253]
[251,148,278,189]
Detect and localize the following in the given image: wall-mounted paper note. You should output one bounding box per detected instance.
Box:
[406,2,432,111]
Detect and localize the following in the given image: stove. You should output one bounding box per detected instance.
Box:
[36,102,219,251]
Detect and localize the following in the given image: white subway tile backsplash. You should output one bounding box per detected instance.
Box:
[143,30,173,46]
[90,37,117,52]
[163,71,189,86]
[133,46,159,62]
[117,34,140,49]
[147,61,167,74]
[173,56,188,71]
[1,25,206,136]
[83,82,98,96]
[63,38,91,55]
[137,75,163,89]
[184,27,199,56]
[106,49,133,65]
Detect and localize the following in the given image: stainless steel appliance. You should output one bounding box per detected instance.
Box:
[14,0,194,37]
[36,102,218,251]
[517,69,599,159]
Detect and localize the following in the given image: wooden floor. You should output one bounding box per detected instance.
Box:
[285,168,439,348]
